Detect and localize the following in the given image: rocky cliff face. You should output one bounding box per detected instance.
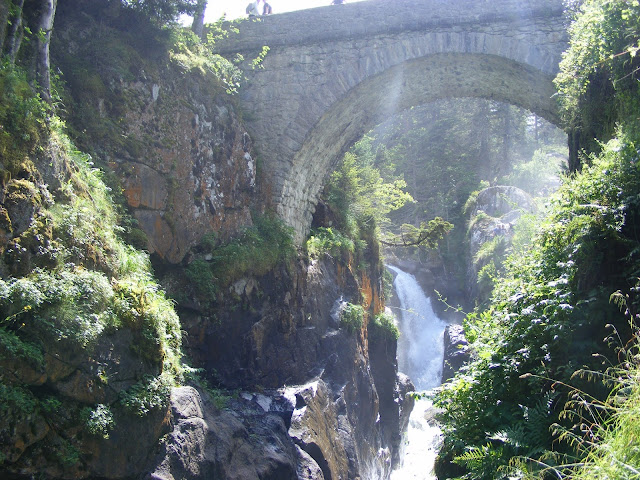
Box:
[10,4,412,479]
[52,1,258,264]
[162,253,412,479]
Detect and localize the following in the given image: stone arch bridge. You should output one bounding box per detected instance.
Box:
[215,0,568,242]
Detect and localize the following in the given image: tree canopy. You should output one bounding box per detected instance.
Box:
[121,0,199,23]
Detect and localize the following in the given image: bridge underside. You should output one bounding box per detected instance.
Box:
[277,52,560,242]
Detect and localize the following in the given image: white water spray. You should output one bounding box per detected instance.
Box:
[388,265,448,480]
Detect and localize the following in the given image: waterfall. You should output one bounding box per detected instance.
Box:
[388,265,448,479]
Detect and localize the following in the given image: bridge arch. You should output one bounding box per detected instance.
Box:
[215,0,568,242]
[279,51,560,241]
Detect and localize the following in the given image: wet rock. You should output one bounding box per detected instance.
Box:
[147,386,298,480]
[288,380,350,480]
[174,253,402,480]
[295,445,325,480]
[0,410,50,463]
[396,373,416,442]
[442,324,470,382]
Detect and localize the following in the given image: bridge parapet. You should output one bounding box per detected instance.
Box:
[216,0,566,56]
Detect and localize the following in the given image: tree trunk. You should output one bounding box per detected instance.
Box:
[0,0,10,53]
[35,0,56,102]
[191,0,207,38]
[22,0,57,102]
[4,0,25,63]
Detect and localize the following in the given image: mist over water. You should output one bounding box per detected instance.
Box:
[388,265,448,480]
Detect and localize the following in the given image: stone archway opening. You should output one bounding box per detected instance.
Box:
[278,52,562,242]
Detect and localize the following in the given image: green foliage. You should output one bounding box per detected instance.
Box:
[0,268,117,349]
[555,0,640,164]
[121,0,198,24]
[185,258,218,297]
[382,268,394,304]
[0,383,37,417]
[436,122,640,478]
[0,327,44,368]
[381,217,453,248]
[55,439,81,467]
[317,135,416,271]
[340,303,364,334]
[112,275,182,369]
[473,235,507,267]
[49,138,133,275]
[183,367,233,410]
[306,227,354,260]
[326,135,414,234]
[369,312,400,341]
[81,404,114,439]
[119,373,174,416]
[368,100,565,281]
[540,277,640,480]
[168,26,243,94]
[476,260,498,297]
[0,62,49,175]
[564,364,640,480]
[0,109,182,469]
[499,147,566,196]
[250,46,270,70]
[509,212,544,256]
[453,444,511,480]
[186,214,295,300]
[555,0,640,128]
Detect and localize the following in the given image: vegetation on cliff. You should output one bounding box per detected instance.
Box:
[309,134,453,272]
[0,73,183,473]
[435,0,640,478]
[186,213,295,302]
[0,1,249,475]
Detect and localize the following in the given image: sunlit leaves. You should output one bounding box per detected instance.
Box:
[436,124,640,479]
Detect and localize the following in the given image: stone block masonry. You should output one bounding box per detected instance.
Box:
[216,0,568,243]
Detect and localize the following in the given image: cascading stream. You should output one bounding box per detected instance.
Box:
[388,265,449,480]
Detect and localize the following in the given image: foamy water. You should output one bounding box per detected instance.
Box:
[387,265,448,480]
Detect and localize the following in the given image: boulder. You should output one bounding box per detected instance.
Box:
[147,386,298,480]
[442,324,470,382]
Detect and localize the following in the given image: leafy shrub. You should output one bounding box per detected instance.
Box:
[306,227,354,259]
[473,235,507,269]
[187,214,295,299]
[321,136,414,259]
[0,103,182,461]
[0,327,44,368]
[119,373,173,416]
[185,258,218,297]
[0,268,117,349]
[0,63,49,176]
[81,404,114,438]
[340,303,364,334]
[168,25,243,94]
[555,0,640,127]
[369,312,400,340]
[0,383,37,417]
[435,124,640,479]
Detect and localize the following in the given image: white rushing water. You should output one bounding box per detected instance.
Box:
[388,265,449,480]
